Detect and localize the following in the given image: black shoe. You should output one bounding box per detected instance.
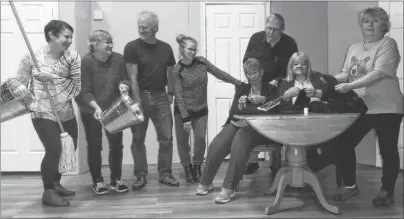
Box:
[132,176,147,191]
[92,182,109,195]
[333,185,360,201]
[244,162,259,175]
[183,164,195,183]
[54,182,75,197]
[159,174,180,187]
[110,178,129,193]
[192,164,202,182]
[372,189,395,207]
[42,189,70,207]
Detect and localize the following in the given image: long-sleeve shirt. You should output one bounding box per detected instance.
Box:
[76,52,130,113]
[16,46,81,122]
[172,56,242,122]
[243,31,298,84]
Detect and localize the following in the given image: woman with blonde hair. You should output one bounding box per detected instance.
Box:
[172,34,243,183]
[278,51,328,109]
[76,29,130,195]
[332,7,403,206]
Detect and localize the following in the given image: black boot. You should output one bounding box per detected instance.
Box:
[42,189,70,207]
[183,164,195,183]
[54,182,75,197]
[193,164,202,182]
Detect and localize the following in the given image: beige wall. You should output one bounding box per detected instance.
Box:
[271,1,328,74]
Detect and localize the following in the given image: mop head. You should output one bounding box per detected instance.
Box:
[58,132,77,174]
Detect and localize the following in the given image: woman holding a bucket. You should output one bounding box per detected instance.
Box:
[172,34,244,183]
[15,20,81,207]
[76,30,131,195]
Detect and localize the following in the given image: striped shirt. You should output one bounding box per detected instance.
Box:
[16,46,81,122]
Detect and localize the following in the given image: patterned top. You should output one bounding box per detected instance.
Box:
[16,46,81,122]
[341,36,403,114]
[172,56,242,122]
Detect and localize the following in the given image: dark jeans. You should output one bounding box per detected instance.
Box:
[200,123,275,190]
[174,113,208,166]
[81,113,123,184]
[32,118,78,190]
[336,113,403,195]
[130,90,173,177]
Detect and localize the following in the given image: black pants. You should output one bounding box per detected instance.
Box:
[32,118,78,190]
[81,113,123,184]
[336,113,403,195]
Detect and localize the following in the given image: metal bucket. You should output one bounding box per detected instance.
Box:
[0,78,39,123]
[100,93,144,134]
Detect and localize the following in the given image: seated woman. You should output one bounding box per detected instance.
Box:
[195,58,279,204]
[278,52,329,112]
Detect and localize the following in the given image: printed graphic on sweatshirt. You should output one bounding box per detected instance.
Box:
[348,56,371,82]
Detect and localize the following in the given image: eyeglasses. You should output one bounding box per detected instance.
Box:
[182,47,199,53]
[266,27,282,33]
[100,41,114,46]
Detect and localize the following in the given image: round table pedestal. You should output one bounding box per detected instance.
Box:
[265,145,340,215]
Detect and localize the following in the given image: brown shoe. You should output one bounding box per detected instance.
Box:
[159,174,179,187]
[54,182,75,197]
[372,189,395,207]
[132,176,147,191]
[192,164,202,182]
[183,164,195,183]
[42,189,70,207]
[333,185,360,201]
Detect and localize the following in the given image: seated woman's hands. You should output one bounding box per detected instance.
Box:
[283,87,300,100]
[248,95,266,105]
[304,87,315,97]
[238,95,247,109]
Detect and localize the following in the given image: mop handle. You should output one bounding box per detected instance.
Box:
[9,0,66,133]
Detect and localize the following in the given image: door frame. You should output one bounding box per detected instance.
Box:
[200,1,270,143]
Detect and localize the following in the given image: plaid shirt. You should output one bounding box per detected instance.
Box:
[16,46,81,122]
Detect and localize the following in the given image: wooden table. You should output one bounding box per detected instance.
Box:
[234,113,360,215]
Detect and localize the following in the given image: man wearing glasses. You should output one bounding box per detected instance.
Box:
[243,13,298,175]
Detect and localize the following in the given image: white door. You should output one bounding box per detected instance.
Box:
[1,2,59,172]
[377,1,403,169]
[206,4,266,157]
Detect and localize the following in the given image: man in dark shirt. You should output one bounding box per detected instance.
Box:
[243,13,298,175]
[124,11,179,190]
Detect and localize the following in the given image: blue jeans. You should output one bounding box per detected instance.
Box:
[130,90,173,177]
[200,123,276,190]
[174,113,208,166]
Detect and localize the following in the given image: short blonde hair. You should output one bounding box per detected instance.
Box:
[358,7,391,34]
[88,29,113,53]
[243,58,262,74]
[138,11,159,31]
[286,52,313,82]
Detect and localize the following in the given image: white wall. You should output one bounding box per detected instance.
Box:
[378,1,404,169]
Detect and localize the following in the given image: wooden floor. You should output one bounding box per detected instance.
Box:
[1,162,403,218]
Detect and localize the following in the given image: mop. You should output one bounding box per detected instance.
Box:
[9,1,76,174]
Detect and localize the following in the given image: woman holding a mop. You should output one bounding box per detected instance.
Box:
[15,19,81,207]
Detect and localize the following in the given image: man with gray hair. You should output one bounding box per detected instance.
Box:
[243,13,298,176]
[124,11,179,190]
